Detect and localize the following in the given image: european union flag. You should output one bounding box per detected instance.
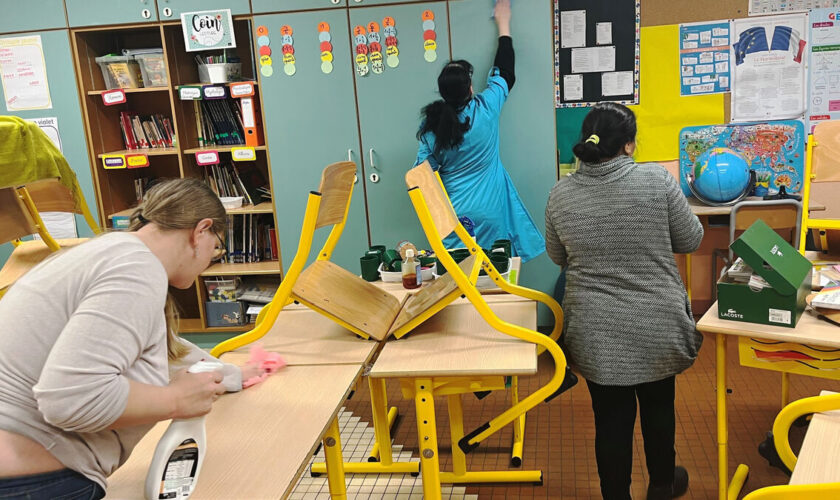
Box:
[734,27,769,65]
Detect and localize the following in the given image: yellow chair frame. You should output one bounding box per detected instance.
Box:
[743,392,840,499]
[799,123,840,254]
[405,160,569,453]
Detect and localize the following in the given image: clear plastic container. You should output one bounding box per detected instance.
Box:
[95,55,143,90]
[197,63,242,84]
[135,53,168,87]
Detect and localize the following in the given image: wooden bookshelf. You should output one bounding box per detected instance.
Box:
[200,261,281,277]
[226,201,274,214]
[97,147,179,158]
[86,87,169,95]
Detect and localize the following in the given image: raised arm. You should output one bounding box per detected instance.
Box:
[493,0,515,91]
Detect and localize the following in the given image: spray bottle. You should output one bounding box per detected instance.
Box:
[144,359,223,500]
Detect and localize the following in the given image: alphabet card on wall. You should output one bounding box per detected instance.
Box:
[181,9,237,52]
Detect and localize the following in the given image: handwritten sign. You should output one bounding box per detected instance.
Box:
[101,89,126,105]
[178,86,202,100]
[102,154,126,169]
[181,9,236,52]
[231,147,256,161]
[125,153,149,168]
[0,35,52,111]
[230,82,254,97]
[195,150,220,165]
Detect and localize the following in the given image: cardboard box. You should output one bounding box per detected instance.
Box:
[205,301,244,327]
[717,219,812,328]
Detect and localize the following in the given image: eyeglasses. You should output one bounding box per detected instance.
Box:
[212,232,227,262]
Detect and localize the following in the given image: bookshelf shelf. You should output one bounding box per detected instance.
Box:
[178,81,259,88]
[97,148,179,158]
[182,145,268,155]
[87,87,169,95]
[226,201,274,215]
[201,261,281,277]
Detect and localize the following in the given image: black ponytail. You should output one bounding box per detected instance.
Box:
[572,102,637,164]
[417,60,474,156]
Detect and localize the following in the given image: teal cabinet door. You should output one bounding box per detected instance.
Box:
[350,1,448,250]
[257,11,369,272]
[0,30,98,265]
[0,0,66,33]
[252,0,346,14]
[66,0,158,27]
[450,0,559,323]
[157,0,252,20]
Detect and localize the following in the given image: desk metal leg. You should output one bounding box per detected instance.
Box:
[781,372,790,408]
[323,416,347,500]
[717,333,749,500]
[414,378,442,500]
[510,376,525,467]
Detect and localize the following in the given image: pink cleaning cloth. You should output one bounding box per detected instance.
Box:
[242,344,286,389]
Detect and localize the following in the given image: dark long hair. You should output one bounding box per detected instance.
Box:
[572,102,637,163]
[417,60,474,156]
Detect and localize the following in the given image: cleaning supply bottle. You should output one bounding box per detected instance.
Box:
[402,248,421,289]
[144,359,223,500]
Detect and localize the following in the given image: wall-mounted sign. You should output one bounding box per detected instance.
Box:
[181,9,236,52]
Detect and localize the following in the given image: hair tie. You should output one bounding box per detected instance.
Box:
[586,134,600,145]
[137,213,148,224]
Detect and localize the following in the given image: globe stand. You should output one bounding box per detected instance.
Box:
[686,170,756,207]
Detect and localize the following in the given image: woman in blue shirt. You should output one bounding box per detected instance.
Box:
[415,0,544,262]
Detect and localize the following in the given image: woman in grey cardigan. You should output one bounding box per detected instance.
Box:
[545,103,703,500]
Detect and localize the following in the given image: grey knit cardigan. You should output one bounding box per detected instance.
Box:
[545,155,705,386]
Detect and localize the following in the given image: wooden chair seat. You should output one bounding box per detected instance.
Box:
[292,260,402,341]
[0,238,88,291]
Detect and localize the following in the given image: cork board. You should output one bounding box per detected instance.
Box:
[640,0,750,27]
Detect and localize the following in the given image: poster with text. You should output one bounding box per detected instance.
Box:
[679,21,732,95]
[807,8,840,132]
[731,14,808,122]
[750,0,840,16]
[181,9,236,52]
[0,35,52,111]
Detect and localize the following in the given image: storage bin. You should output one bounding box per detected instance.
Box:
[135,53,168,87]
[95,55,143,90]
[198,63,242,84]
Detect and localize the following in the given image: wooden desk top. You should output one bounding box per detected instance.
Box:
[696,302,840,348]
[790,390,840,485]
[220,307,379,367]
[688,197,825,217]
[105,364,362,500]
[370,301,538,378]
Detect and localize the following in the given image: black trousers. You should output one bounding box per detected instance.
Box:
[586,376,676,500]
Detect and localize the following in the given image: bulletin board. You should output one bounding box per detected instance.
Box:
[554,0,640,108]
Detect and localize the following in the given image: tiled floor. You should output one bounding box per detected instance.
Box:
[294,332,840,499]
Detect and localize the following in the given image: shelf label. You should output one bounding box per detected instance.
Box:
[125,153,149,168]
[231,146,256,161]
[102,154,126,169]
[203,85,227,99]
[195,150,220,165]
[178,86,202,100]
[101,89,126,106]
[229,82,254,97]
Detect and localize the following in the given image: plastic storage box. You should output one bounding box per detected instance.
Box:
[95,55,143,90]
[198,63,242,84]
[135,53,168,87]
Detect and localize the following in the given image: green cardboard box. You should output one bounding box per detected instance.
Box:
[717,219,812,328]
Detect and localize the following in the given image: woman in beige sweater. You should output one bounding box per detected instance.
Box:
[0,179,264,498]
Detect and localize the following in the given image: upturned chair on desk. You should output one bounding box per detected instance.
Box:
[405,160,574,455]
[0,117,101,296]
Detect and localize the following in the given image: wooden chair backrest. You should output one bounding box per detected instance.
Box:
[405,161,459,240]
[0,187,39,245]
[733,204,800,232]
[813,120,840,183]
[315,162,357,229]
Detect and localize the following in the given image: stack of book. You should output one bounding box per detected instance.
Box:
[134,177,154,204]
[812,285,840,310]
[726,257,771,290]
[119,112,175,150]
[198,99,245,147]
[203,162,270,205]
[221,213,278,264]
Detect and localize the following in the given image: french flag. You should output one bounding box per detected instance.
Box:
[770,26,806,63]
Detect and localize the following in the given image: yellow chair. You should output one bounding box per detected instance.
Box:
[404,160,571,454]
[800,121,840,254]
[0,116,102,296]
[743,392,840,499]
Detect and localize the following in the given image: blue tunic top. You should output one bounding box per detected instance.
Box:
[415,70,545,262]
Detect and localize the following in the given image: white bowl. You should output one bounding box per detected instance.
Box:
[220,196,244,209]
[435,258,512,289]
[377,262,436,283]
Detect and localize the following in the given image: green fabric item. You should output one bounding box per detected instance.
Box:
[0,115,82,211]
[555,107,590,164]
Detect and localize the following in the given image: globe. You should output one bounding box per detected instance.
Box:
[692,147,751,203]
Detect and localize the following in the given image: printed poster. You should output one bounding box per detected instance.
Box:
[679,21,732,95]
[750,0,840,16]
[731,14,808,122]
[807,8,840,132]
[0,35,52,111]
[181,9,237,52]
